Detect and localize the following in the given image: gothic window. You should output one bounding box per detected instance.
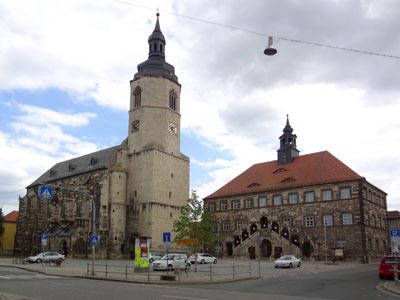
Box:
[272,222,279,233]
[133,87,142,107]
[169,90,177,110]
[281,227,289,240]
[242,229,249,241]
[250,223,257,234]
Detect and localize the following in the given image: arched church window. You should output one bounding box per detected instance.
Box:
[169,90,177,110]
[133,87,142,107]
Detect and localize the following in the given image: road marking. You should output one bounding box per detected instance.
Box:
[162,295,214,300]
[0,274,60,280]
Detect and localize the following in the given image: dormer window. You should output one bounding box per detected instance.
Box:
[68,164,76,172]
[90,158,99,165]
[49,170,56,177]
[281,177,295,183]
[273,168,287,173]
[247,182,260,188]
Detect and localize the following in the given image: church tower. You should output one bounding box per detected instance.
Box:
[125,13,189,249]
[277,115,300,165]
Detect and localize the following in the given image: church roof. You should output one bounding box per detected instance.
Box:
[205,151,364,199]
[3,210,19,222]
[28,145,120,187]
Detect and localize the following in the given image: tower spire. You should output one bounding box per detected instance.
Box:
[277,115,300,165]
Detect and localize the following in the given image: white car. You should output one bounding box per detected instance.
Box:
[274,255,301,268]
[149,252,163,263]
[25,252,66,263]
[189,253,218,264]
[152,254,191,271]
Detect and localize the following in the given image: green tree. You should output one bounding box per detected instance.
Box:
[173,190,214,252]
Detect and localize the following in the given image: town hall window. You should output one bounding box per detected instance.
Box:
[340,187,351,199]
[322,189,333,201]
[209,202,216,212]
[305,216,315,227]
[289,193,298,204]
[323,214,333,226]
[232,199,240,209]
[245,198,254,208]
[273,195,282,205]
[220,201,228,210]
[169,90,177,110]
[133,87,142,107]
[342,213,353,225]
[305,191,315,202]
[259,197,267,207]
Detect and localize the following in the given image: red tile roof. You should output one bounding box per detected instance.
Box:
[388,211,400,218]
[205,151,363,199]
[3,211,19,222]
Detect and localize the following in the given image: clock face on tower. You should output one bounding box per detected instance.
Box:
[131,120,140,132]
[168,122,178,135]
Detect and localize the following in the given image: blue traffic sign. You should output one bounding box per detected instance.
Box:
[41,233,48,240]
[391,230,400,237]
[38,185,54,200]
[90,235,100,245]
[163,232,171,243]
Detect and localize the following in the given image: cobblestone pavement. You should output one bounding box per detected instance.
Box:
[0,258,399,296]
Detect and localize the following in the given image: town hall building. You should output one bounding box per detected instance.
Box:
[15,14,190,258]
[204,117,389,262]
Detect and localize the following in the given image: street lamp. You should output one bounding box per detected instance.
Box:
[324,222,327,263]
[264,36,277,56]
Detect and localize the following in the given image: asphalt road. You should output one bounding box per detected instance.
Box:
[0,264,396,300]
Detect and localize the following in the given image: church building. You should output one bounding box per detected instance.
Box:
[204,116,389,262]
[15,14,190,258]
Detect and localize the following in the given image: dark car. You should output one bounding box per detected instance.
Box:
[379,255,400,279]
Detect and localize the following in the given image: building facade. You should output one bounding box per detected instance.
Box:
[15,14,190,258]
[0,211,19,255]
[204,117,389,262]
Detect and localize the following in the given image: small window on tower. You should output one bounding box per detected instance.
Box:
[133,87,142,107]
[169,90,177,110]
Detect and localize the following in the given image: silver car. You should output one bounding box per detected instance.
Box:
[25,252,66,263]
[152,254,191,271]
[274,255,301,268]
[189,253,218,264]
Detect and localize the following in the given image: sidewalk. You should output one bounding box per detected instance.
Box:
[0,258,399,295]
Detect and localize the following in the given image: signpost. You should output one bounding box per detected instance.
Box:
[390,229,400,281]
[38,185,54,200]
[41,233,47,270]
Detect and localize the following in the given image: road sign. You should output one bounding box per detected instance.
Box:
[390,230,400,237]
[163,232,171,243]
[176,238,198,245]
[41,233,48,240]
[90,235,100,246]
[38,185,54,200]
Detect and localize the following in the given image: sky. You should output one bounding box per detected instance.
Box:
[1,0,400,215]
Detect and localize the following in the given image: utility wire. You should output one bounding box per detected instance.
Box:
[0,189,25,194]
[111,0,400,60]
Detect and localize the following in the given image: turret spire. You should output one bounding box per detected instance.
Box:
[277,115,300,165]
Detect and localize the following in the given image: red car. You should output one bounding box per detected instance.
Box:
[379,255,400,279]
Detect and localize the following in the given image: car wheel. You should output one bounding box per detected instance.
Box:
[213,259,217,264]
[289,263,293,268]
[149,258,154,263]
[36,258,42,263]
[298,262,301,267]
[186,263,191,269]
[274,266,278,268]
[200,259,205,264]
[167,265,173,271]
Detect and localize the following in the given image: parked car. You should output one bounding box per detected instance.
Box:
[149,252,163,263]
[25,252,66,263]
[379,255,400,279]
[152,254,191,271]
[274,255,301,268]
[189,253,218,264]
